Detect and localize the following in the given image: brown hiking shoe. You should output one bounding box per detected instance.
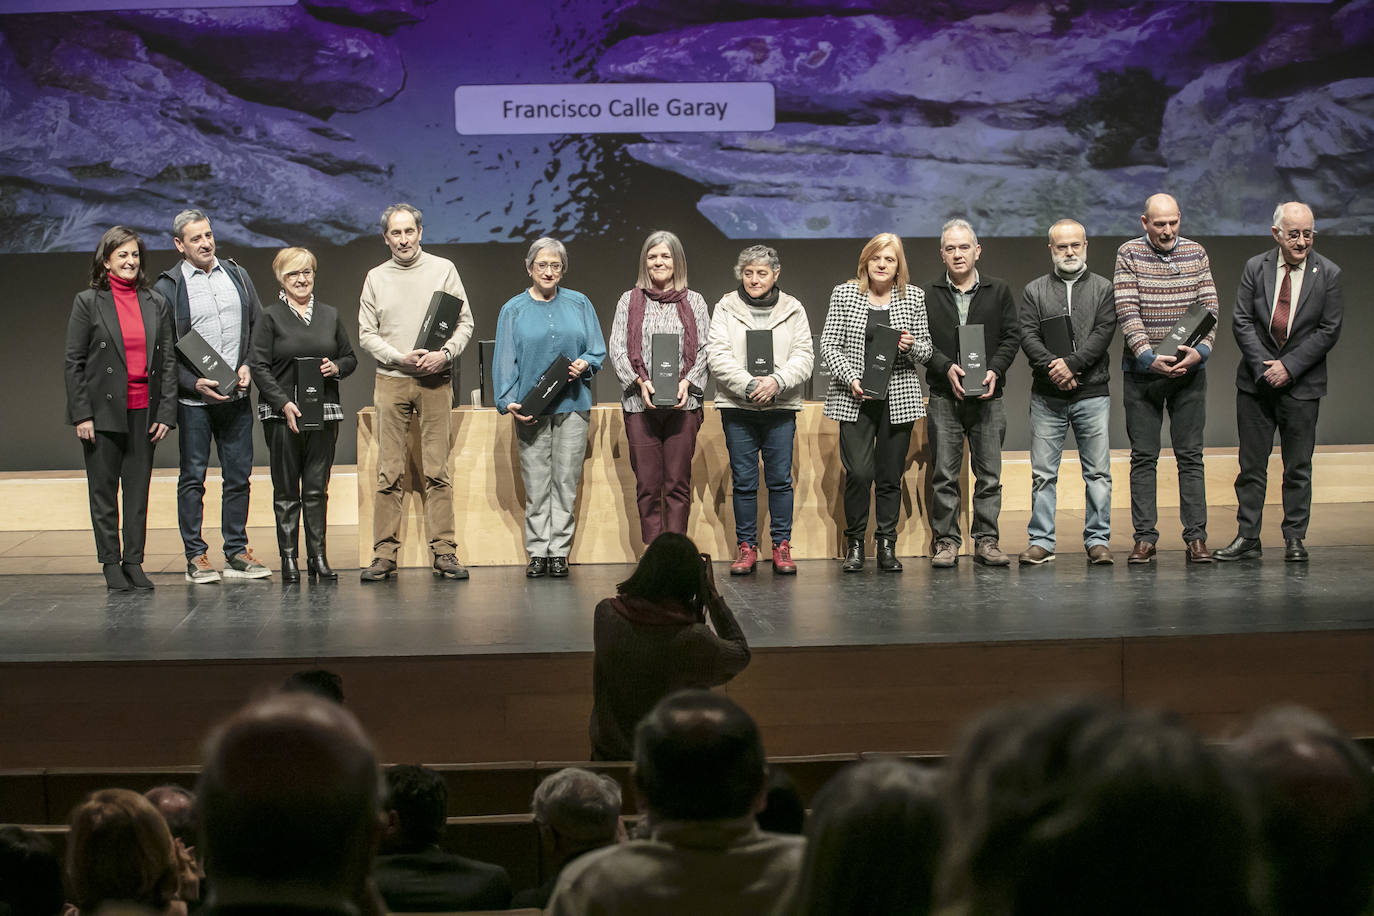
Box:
[974,538,1011,567]
[360,557,397,582]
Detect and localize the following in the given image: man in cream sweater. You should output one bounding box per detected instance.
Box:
[358,203,474,581]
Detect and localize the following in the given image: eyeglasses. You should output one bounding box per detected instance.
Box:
[533,262,563,274]
[1282,230,1315,241]
[285,269,315,279]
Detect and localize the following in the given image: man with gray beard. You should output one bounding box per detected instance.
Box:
[1017,220,1118,565]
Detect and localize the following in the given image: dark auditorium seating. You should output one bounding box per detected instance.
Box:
[0,769,45,823]
[439,813,543,890]
[41,765,200,824]
[427,761,538,817]
[770,753,861,805]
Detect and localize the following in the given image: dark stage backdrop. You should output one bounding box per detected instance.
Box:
[6,233,1368,471]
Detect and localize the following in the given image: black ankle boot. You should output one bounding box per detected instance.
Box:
[307,556,338,581]
[841,538,864,572]
[103,563,131,591]
[876,537,903,572]
[120,563,154,590]
[280,555,300,584]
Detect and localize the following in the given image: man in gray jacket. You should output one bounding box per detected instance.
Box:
[1018,219,1118,565]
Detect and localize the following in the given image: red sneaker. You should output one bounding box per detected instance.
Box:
[772,540,797,575]
[730,542,758,575]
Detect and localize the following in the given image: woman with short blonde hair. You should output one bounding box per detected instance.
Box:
[66,788,183,915]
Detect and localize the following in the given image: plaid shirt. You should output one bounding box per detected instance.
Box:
[820,282,932,424]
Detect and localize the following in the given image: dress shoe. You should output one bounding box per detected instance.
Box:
[931,539,958,568]
[1086,545,1115,566]
[1284,538,1309,563]
[1185,539,1214,563]
[120,563,155,589]
[876,536,903,572]
[549,556,569,578]
[103,563,131,591]
[279,555,300,584]
[771,541,797,575]
[730,542,758,576]
[526,556,548,578]
[841,538,864,572]
[360,557,397,582]
[433,553,470,580]
[1214,536,1262,562]
[1128,541,1156,564]
[1019,545,1055,565]
[973,537,1011,567]
[307,556,337,580]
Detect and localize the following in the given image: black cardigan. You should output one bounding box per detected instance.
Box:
[248,299,357,415]
[920,274,1021,399]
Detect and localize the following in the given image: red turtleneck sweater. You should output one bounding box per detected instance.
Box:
[109,274,149,409]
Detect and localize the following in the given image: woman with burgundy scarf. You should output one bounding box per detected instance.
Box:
[608,230,711,546]
[64,226,177,591]
[588,532,750,760]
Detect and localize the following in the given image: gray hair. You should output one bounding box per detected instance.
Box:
[532,767,621,843]
[940,218,978,247]
[733,244,780,279]
[1046,219,1086,243]
[380,203,423,233]
[525,237,569,274]
[635,229,689,291]
[1272,202,1315,232]
[173,209,209,241]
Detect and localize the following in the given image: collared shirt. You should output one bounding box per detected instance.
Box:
[181,257,244,406]
[947,270,981,324]
[1272,255,1306,338]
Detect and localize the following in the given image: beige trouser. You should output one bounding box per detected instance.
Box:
[372,373,456,561]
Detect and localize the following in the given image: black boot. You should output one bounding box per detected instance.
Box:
[876,536,903,572]
[103,563,131,591]
[280,555,300,583]
[120,563,155,590]
[307,556,338,581]
[841,538,864,572]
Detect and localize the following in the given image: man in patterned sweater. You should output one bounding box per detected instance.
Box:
[1114,193,1219,564]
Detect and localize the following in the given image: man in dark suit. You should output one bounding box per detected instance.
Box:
[1215,202,1343,563]
[373,764,511,912]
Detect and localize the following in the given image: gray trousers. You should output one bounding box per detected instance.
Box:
[517,410,590,557]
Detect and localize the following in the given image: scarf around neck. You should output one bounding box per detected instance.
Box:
[626,285,697,381]
[737,283,780,309]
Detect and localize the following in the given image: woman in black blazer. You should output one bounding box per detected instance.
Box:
[249,247,357,582]
[64,226,177,591]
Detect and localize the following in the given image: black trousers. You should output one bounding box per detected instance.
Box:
[838,399,914,540]
[83,407,155,564]
[1234,386,1320,539]
[264,419,339,558]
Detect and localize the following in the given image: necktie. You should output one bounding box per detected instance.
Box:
[1270,264,1293,348]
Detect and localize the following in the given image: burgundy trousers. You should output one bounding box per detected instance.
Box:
[624,407,703,544]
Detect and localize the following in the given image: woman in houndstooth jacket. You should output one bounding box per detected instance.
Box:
[819,234,932,572]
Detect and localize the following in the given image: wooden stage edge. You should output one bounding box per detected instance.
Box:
[2,628,1370,769]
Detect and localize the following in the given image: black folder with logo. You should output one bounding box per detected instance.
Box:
[959,324,988,397]
[478,339,495,408]
[176,329,240,398]
[1040,314,1074,358]
[518,354,573,418]
[746,329,774,377]
[1157,306,1217,363]
[860,323,903,400]
[650,333,680,407]
[293,357,324,430]
[414,290,465,353]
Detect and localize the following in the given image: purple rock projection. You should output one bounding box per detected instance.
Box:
[0,0,1371,253]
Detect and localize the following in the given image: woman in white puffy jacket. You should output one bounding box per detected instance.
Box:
[706,245,814,576]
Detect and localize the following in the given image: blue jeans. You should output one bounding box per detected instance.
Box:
[177,398,254,560]
[1027,393,1112,552]
[926,393,1006,544]
[720,409,796,546]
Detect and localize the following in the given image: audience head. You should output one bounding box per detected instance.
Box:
[634,689,767,822]
[532,768,623,864]
[143,785,197,849]
[197,692,381,905]
[616,532,708,616]
[381,764,448,854]
[940,695,1259,916]
[65,788,180,914]
[1230,705,1374,916]
[755,768,806,835]
[0,827,63,916]
[790,758,942,916]
[281,668,345,704]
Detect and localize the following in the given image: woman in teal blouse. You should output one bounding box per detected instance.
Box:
[494,237,607,579]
